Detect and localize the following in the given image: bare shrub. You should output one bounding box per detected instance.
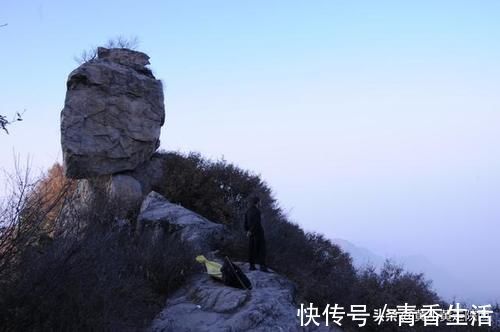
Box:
[0,160,196,331]
[0,159,71,274]
[1,223,195,331]
[157,151,266,225]
[27,163,76,232]
[1,151,449,330]
[0,110,23,134]
[74,36,140,64]
[352,261,459,331]
[156,150,443,323]
[157,151,357,306]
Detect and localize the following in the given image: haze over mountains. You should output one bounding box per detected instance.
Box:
[332,238,499,305]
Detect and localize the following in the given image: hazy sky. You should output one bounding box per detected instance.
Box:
[1,1,499,303]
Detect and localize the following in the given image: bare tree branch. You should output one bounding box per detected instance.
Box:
[74,36,140,64]
[0,110,24,134]
[0,156,73,272]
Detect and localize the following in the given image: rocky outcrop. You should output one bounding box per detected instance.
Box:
[60,47,165,179]
[137,192,338,331]
[58,46,338,331]
[108,174,143,208]
[149,264,339,332]
[137,192,227,253]
[58,174,145,230]
[125,153,166,195]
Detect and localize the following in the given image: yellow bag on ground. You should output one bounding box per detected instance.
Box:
[196,255,223,280]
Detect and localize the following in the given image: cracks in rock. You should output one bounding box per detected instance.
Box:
[67,73,101,91]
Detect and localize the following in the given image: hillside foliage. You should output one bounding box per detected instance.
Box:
[0,151,448,330]
[156,151,443,329]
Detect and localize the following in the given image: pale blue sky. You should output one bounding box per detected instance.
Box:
[1,1,499,303]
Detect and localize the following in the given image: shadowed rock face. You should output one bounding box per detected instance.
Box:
[137,192,227,254]
[61,47,165,179]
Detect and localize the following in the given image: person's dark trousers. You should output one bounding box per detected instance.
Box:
[248,233,266,270]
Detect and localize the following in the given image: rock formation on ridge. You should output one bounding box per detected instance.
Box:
[141,191,338,332]
[60,47,165,179]
[58,47,339,331]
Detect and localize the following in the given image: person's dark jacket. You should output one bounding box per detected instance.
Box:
[244,205,266,266]
[244,205,263,236]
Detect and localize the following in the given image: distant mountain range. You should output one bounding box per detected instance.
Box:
[331,238,482,304]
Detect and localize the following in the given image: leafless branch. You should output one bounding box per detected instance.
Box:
[1,110,24,134]
[0,156,72,272]
[74,36,140,64]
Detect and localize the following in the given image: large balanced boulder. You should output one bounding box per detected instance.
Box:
[60,47,165,179]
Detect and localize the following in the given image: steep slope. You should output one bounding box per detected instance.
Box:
[138,192,339,331]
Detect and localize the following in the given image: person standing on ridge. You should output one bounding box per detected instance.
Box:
[244,196,268,272]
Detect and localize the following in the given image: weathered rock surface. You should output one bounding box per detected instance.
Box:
[61,47,165,179]
[149,264,340,332]
[108,174,143,208]
[97,47,151,68]
[58,174,144,232]
[125,153,166,195]
[137,192,227,253]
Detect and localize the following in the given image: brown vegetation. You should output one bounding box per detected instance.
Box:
[2,152,486,330]
[0,162,196,331]
[156,151,448,330]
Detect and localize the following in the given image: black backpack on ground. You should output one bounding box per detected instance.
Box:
[221,256,252,290]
